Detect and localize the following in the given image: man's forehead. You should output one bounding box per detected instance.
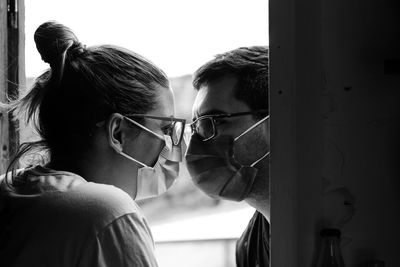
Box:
[192,86,228,118]
[192,75,250,119]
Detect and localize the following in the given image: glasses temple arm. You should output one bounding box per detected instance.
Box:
[124,117,165,141]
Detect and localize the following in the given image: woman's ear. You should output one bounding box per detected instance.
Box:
[107,113,125,153]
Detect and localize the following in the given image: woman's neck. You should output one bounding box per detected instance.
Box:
[47,158,81,176]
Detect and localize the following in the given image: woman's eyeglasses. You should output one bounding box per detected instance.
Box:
[188,110,268,141]
[125,114,186,146]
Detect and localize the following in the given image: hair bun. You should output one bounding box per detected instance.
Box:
[34,21,79,67]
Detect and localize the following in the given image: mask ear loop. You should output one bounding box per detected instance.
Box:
[96,116,166,141]
[118,150,149,168]
[250,151,269,167]
[234,115,269,141]
[233,115,270,167]
[121,116,167,168]
[123,116,165,141]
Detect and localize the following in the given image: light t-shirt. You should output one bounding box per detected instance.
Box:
[0,166,158,267]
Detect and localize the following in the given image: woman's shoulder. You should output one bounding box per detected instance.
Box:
[44,180,142,231]
[71,181,139,217]
[1,166,143,231]
[56,183,151,248]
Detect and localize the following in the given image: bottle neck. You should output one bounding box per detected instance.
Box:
[317,236,345,267]
[321,236,341,251]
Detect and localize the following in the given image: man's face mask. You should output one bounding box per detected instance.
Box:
[185,115,269,202]
[110,115,185,200]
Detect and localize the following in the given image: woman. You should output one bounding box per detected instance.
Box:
[0,21,185,266]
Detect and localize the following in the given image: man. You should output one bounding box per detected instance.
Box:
[185,46,269,267]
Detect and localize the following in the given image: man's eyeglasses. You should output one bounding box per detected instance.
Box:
[125,114,186,146]
[188,110,268,141]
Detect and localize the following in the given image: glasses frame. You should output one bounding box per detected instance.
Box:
[125,114,186,146]
[189,109,268,141]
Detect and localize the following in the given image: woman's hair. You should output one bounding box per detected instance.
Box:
[4,21,169,179]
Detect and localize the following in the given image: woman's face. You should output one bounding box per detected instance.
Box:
[123,85,175,167]
[104,85,175,199]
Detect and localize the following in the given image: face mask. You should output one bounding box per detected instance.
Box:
[113,116,182,200]
[118,150,179,200]
[185,116,269,201]
[160,134,186,162]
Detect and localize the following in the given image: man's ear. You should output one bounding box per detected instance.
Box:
[107,113,125,153]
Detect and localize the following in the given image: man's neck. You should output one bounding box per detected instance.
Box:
[245,195,270,221]
[244,162,270,221]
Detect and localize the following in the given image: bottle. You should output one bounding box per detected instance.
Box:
[316,228,345,267]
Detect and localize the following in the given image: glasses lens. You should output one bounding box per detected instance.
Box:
[183,124,192,145]
[196,117,214,140]
[172,121,184,145]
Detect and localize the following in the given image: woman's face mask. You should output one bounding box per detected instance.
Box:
[118,148,179,200]
[112,116,183,200]
[185,116,269,202]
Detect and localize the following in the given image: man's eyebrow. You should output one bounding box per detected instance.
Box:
[200,109,228,116]
[194,109,228,120]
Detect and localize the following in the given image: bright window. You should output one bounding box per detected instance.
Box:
[23,1,268,266]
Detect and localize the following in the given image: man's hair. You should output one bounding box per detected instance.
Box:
[193,46,268,113]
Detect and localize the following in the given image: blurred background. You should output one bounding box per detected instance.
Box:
[21,1,268,266]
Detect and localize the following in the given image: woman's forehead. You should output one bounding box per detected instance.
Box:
[149,85,175,118]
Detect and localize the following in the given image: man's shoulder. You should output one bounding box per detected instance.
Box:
[251,211,270,228]
[240,210,269,239]
[236,211,270,267]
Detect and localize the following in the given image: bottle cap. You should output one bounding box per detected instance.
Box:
[320,228,341,237]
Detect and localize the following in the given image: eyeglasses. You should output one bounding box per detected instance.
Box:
[125,114,186,146]
[188,110,268,141]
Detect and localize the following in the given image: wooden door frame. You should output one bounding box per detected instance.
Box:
[0,0,24,173]
[270,0,324,265]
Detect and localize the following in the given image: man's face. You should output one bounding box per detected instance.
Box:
[191,74,269,166]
